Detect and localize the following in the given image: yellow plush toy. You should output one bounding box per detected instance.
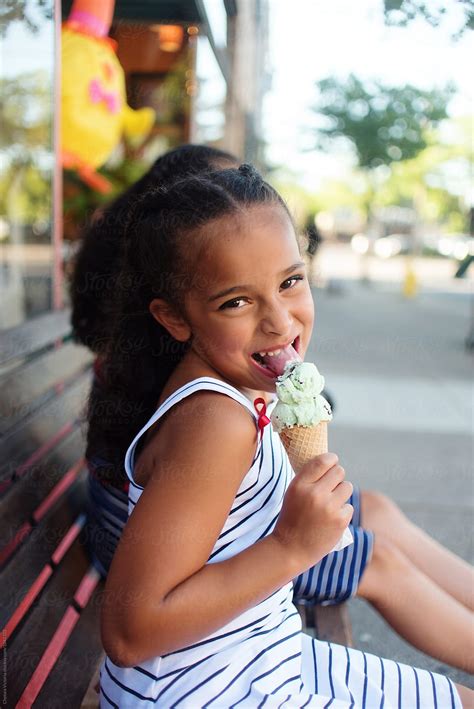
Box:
[61,0,155,192]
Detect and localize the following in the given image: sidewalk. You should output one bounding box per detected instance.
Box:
[314,242,473,295]
[306,275,473,688]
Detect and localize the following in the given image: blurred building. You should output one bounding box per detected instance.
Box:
[0,0,270,330]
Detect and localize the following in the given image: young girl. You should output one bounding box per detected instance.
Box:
[96,165,472,707]
[74,142,340,579]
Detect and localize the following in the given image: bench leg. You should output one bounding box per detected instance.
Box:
[80,654,104,709]
[296,601,353,647]
[313,604,353,647]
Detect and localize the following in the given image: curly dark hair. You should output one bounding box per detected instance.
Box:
[87,165,293,486]
[70,144,237,354]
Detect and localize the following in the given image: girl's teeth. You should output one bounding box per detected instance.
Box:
[258,349,282,357]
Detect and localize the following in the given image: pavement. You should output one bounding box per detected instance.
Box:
[306,245,473,689]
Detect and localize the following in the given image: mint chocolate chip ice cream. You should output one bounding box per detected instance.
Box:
[271,361,332,433]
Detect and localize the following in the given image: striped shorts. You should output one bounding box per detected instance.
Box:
[293,487,374,605]
[85,470,129,577]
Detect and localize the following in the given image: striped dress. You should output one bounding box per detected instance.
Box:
[100,377,460,708]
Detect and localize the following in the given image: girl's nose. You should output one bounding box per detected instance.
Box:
[260,302,293,337]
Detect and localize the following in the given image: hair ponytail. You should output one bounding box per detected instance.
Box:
[71,145,236,354]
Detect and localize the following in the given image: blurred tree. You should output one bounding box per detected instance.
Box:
[312,75,455,218]
[314,75,454,169]
[374,116,472,233]
[0,0,52,36]
[383,0,473,39]
[0,72,52,226]
[0,73,51,152]
[376,157,468,233]
[308,116,472,236]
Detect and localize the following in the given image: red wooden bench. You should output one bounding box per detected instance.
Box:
[0,310,103,707]
[0,310,351,708]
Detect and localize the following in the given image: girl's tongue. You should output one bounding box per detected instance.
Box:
[260,343,301,377]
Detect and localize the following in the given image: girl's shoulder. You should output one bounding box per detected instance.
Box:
[133,376,260,488]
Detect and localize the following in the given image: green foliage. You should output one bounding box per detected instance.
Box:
[0,0,52,37]
[383,0,474,39]
[0,71,53,225]
[0,161,52,225]
[376,161,466,230]
[373,120,472,231]
[313,75,454,170]
[0,72,51,152]
[62,157,150,240]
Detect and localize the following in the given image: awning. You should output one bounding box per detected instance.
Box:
[61,0,204,23]
[114,0,203,23]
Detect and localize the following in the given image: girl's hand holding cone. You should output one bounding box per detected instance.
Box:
[271,453,353,573]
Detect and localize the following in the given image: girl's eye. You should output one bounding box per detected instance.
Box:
[280,274,304,290]
[219,297,247,310]
[219,275,304,309]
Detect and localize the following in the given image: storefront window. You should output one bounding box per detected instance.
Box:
[193,34,226,144]
[202,0,227,47]
[0,2,55,329]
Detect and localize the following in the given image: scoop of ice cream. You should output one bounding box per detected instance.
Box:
[271,361,332,432]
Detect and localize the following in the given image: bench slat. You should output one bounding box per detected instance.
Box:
[0,310,71,367]
[1,478,88,629]
[40,583,104,709]
[0,341,92,434]
[16,566,101,709]
[0,462,85,569]
[0,374,90,485]
[1,515,85,645]
[0,430,85,552]
[0,421,75,497]
[4,535,95,706]
[17,606,82,709]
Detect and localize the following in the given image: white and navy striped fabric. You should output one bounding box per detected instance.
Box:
[293,487,374,606]
[86,471,129,577]
[100,377,460,708]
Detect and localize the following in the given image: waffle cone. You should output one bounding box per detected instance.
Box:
[279,421,328,473]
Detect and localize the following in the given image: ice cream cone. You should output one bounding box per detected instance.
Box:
[281,419,352,552]
[271,360,353,553]
[279,421,327,474]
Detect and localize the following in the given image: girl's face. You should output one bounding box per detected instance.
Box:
[183,204,315,394]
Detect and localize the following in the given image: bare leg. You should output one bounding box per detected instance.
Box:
[361,490,474,611]
[455,682,474,708]
[357,536,474,673]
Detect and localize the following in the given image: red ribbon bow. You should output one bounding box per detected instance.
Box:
[254,398,271,440]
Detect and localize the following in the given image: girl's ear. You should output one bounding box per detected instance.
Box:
[149,299,191,342]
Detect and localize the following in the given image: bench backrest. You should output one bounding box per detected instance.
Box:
[0,310,104,707]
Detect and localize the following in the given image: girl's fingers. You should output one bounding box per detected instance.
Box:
[341,503,354,521]
[299,453,339,482]
[332,480,354,505]
[316,464,346,492]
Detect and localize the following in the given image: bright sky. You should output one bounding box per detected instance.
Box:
[263,0,473,189]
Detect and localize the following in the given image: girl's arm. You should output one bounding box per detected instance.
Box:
[101,391,302,667]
